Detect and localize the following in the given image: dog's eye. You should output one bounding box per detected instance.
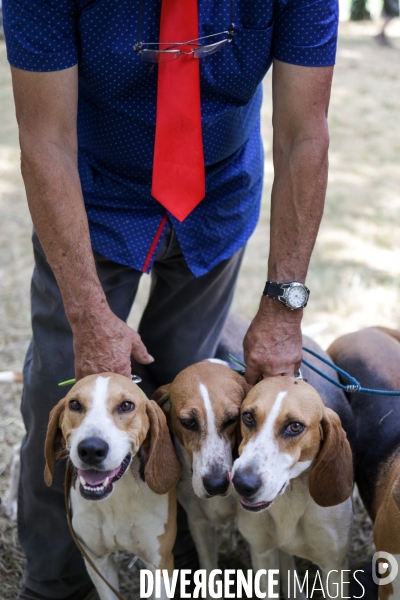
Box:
[179,418,198,431]
[286,422,305,435]
[242,411,255,427]
[119,400,135,413]
[69,399,82,412]
[222,415,239,430]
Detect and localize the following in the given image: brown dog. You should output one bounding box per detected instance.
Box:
[329,327,400,600]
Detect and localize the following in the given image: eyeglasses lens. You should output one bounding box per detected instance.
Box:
[193,39,229,58]
[140,50,181,63]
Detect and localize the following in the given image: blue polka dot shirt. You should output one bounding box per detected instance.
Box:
[3,0,338,277]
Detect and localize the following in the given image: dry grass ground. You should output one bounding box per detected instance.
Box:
[0,18,400,599]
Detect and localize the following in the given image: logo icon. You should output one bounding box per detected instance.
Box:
[372,552,398,586]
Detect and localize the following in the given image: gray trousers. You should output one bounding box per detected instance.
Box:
[19,228,245,597]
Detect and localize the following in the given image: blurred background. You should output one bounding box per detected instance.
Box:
[0,5,399,598]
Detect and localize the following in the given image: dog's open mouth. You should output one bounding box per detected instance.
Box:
[239,497,273,512]
[239,483,286,512]
[77,453,132,501]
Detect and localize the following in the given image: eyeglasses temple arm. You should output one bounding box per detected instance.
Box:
[135,0,235,51]
[230,0,235,35]
[137,0,143,49]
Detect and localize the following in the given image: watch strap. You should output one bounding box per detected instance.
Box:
[263,281,286,301]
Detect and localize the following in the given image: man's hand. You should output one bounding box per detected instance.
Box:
[72,308,153,380]
[243,296,302,385]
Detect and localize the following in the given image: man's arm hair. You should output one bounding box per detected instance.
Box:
[11,66,152,378]
[243,60,333,384]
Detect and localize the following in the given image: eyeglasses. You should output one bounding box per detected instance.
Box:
[134,29,234,63]
[134,0,235,63]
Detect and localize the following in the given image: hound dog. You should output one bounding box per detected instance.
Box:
[329,326,400,600]
[153,359,251,575]
[231,337,355,599]
[44,373,182,600]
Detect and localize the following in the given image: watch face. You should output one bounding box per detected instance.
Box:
[286,285,307,309]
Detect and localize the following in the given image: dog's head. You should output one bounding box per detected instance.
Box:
[153,360,251,499]
[232,376,353,512]
[44,373,181,500]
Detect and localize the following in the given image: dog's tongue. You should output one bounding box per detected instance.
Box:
[77,466,120,486]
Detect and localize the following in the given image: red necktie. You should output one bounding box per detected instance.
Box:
[152,0,205,223]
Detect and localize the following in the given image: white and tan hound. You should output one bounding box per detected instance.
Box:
[231,375,354,599]
[153,359,251,575]
[44,373,181,600]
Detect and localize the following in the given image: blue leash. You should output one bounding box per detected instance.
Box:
[301,346,400,396]
[228,348,400,396]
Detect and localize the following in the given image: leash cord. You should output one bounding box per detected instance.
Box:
[64,461,127,600]
[228,349,400,396]
[302,346,400,396]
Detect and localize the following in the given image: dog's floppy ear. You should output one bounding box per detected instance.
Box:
[309,407,353,507]
[44,398,66,486]
[144,399,181,495]
[152,384,171,413]
[233,375,251,459]
[233,420,243,460]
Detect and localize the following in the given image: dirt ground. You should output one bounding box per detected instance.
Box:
[0,18,400,600]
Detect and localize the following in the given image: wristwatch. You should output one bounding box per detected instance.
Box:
[263,281,310,310]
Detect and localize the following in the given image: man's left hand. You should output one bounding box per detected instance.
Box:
[243,295,303,385]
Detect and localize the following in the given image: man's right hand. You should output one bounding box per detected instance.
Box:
[71,308,154,381]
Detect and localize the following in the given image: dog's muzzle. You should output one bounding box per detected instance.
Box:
[77,453,132,501]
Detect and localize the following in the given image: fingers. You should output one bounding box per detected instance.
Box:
[130,332,154,365]
[72,315,154,380]
[74,355,133,381]
[243,296,303,384]
[74,361,84,382]
[244,355,298,385]
[294,358,302,376]
[244,364,263,386]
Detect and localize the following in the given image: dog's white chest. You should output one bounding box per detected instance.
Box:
[238,476,352,570]
[70,465,169,567]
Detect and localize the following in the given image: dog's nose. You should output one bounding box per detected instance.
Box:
[232,469,261,498]
[78,437,109,466]
[203,472,230,496]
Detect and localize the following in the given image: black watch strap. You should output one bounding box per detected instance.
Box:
[263,281,285,300]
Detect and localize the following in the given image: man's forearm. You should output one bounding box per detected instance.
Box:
[243,61,333,383]
[20,140,152,378]
[243,135,327,383]
[11,65,152,379]
[20,139,108,327]
[268,132,328,283]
